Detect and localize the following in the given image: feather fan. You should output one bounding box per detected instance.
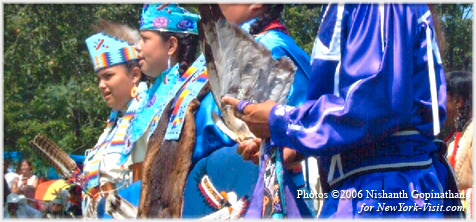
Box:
[198,4,296,142]
[29,134,77,179]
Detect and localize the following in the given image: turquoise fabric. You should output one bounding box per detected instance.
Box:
[140,3,199,35]
[255,30,311,106]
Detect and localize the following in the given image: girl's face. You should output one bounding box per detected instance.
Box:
[135,31,171,78]
[96,64,139,110]
[444,94,458,128]
[20,161,31,175]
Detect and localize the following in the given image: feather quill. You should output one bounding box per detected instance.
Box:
[198,4,296,142]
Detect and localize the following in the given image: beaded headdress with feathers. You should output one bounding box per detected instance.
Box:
[86,20,140,71]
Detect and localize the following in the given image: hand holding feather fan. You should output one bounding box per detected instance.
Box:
[198,4,296,142]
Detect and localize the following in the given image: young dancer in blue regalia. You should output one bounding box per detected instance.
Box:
[123,3,201,172]
[114,3,205,216]
[117,4,234,217]
[82,21,148,218]
[182,4,313,218]
[224,4,462,218]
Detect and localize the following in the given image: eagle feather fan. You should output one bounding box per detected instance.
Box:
[29,134,77,178]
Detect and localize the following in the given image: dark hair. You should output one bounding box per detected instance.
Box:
[124,59,150,83]
[157,31,199,75]
[124,59,139,72]
[68,185,82,196]
[249,4,284,35]
[446,70,472,131]
[20,159,32,168]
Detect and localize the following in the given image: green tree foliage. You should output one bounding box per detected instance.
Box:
[3,4,471,175]
[432,4,472,72]
[4,4,143,174]
[282,4,322,55]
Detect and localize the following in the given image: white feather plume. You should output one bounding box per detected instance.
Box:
[93,19,140,45]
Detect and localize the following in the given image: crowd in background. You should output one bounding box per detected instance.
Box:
[3,159,82,218]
